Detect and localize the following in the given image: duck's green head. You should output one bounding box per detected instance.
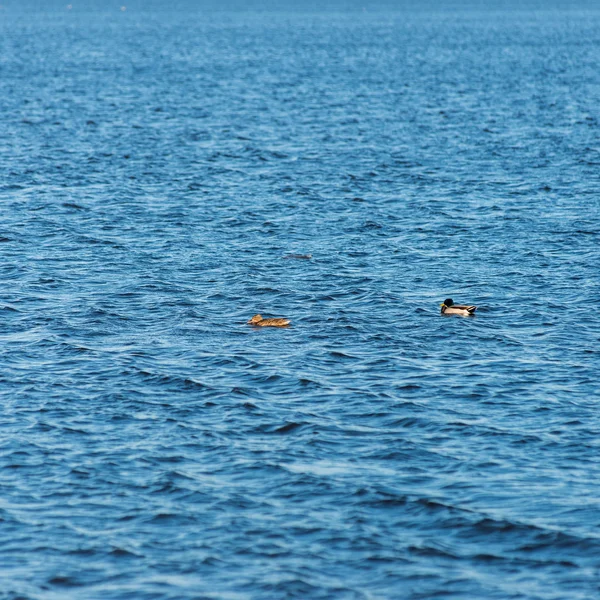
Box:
[441,298,454,307]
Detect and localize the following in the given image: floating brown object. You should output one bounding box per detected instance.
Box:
[440,298,477,316]
[247,314,291,327]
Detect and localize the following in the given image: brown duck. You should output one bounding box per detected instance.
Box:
[440,298,477,316]
[247,314,291,327]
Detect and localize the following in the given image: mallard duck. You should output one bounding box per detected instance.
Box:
[440,298,477,316]
[247,314,291,327]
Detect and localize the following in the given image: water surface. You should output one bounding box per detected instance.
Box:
[1,6,600,599]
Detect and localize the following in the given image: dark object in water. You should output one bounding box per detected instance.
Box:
[283,253,312,260]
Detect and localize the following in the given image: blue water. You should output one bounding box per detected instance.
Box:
[1,4,600,599]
